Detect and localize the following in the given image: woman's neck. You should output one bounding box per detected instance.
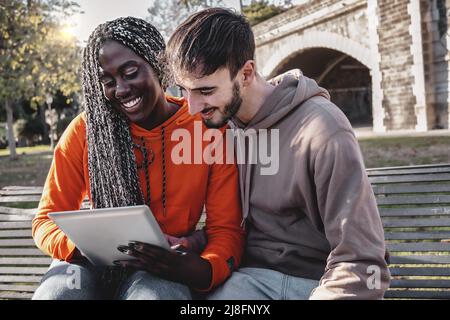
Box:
[138,95,180,131]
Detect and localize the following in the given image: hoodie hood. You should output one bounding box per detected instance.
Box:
[232,69,330,130]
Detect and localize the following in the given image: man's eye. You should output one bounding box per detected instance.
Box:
[200,90,213,96]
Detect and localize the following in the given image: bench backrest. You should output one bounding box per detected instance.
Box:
[1,163,450,299]
[367,163,450,299]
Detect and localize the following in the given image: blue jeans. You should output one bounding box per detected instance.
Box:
[207,267,319,300]
[32,259,192,300]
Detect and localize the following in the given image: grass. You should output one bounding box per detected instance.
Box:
[0,145,51,157]
[358,136,450,168]
[0,146,53,188]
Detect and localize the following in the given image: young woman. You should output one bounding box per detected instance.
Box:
[31,17,244,300]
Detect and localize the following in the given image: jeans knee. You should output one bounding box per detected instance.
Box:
[119,271,192,300]
[32,262,102,300]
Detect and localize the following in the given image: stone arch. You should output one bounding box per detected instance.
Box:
[260,31,373,78]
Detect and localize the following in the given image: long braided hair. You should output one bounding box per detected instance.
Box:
[81,17,166,209]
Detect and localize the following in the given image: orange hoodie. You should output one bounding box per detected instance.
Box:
[32,96,244,291]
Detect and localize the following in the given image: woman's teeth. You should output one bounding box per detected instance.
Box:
[123,97,142,108]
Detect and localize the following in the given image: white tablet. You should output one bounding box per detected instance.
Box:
[48,205,170,266]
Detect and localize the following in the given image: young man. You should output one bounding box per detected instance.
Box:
[166,8,390,299]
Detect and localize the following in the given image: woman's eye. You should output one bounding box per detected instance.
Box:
[101,78,114,87]
[124,67,138,79]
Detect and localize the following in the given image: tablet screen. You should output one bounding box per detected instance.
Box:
[48,205,170,266]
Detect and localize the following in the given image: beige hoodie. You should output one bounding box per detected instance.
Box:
[229,71,390,299]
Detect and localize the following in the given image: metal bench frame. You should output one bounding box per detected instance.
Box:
[1,163,450,299]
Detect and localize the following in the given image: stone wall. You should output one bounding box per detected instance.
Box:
[253,0,450,131]
[421,0,450,129]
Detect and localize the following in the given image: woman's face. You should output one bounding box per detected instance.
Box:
[98,40,163,125]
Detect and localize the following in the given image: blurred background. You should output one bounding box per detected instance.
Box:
[0,0,449,188]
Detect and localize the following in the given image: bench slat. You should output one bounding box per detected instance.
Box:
[376,195,450,206]
[367,163,450,173]
[0,239,37,247]
[0,257,52,265]
[0,214,34,222]
[0,230,32,238]
[0,248,46,256]
[389,254,450,264]
[0,284,39,292]
[384,289,450,299]
[1,186,44,191]
[368,167,450,176]
[390,279,450,288]
[369,173,450,184]
[379,207,450,217]
[0,221,32,229]
[0,291,33,299]
[0,190,43,196]
[390,267,450,276]
[0,267,48,275]
[382,218,450,228]
[0,195,42,203]
[386,242,450,252]
[0,275,43,283]
[385,231,450,240]
[372,183,450,195]
[0,207,37,215]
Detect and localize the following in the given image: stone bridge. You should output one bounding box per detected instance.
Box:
[253,0,450,132]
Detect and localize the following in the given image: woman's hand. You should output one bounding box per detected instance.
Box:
[66,247,90,264]
[114,241,212,290]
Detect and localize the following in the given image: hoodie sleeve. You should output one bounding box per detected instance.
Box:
[199,130,245,291]
[308,130,390,300]
[31,114,87,261]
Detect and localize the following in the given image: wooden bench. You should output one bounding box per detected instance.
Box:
[367,163,450,299]
[1,163,450,299]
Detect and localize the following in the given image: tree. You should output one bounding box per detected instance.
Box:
[0,0,81,159]
[147,0,224,40]
[242,0,287,26]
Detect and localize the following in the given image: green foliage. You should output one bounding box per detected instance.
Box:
[242,1,286,26]
[0,0,82,156]
[0,0,82,107]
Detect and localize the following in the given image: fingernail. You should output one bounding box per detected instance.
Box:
[117,245,129,253]
[129,242,142,251]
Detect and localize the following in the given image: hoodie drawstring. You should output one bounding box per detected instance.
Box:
[133,130,167,215]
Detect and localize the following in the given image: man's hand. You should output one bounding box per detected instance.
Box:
[164,229,207,254]
[114,241,212,290]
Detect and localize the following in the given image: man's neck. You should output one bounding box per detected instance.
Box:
[236,74,275,125]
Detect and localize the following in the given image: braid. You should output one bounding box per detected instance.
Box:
[81,17,166,208]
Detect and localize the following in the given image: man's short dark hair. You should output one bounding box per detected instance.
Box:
[167,7,255,79]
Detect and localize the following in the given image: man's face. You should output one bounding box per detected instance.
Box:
[175,67,242,128]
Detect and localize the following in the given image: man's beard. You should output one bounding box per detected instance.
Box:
[204,81,242,129]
